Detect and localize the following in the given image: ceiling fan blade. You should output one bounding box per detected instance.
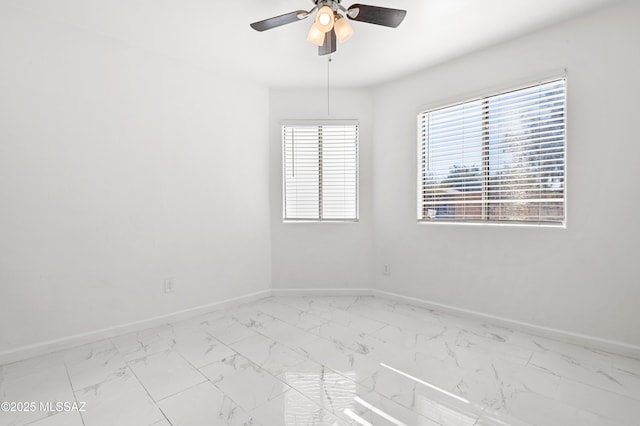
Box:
[347,4,407,28]
[319,29,337,56]
[250,10,308,32]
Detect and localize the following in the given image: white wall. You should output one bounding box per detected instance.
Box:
[2,0,638,357]
[0,9,271,354]
[371,0,640,347]
[269,88,374,290]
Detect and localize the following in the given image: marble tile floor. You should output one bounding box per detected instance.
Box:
[1,295,639,426]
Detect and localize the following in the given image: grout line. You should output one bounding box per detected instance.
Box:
[122,362,175,425]
[154,379,208,403]
[526,351,535,366]
[473,406,488,426]
[110,337,173,425]
[62,356,87,426]
[198,357,268,421]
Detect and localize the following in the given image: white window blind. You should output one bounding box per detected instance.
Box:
[418,79,566,224]
[283,122,358,221]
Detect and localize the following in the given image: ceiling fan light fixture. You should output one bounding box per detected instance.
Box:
[334,15,354,43]
[316,5,335,32]
[250,2,407,56]
[307,22,325,46]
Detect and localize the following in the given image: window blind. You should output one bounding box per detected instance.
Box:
[283,123,358,221]
[418,79,566,224]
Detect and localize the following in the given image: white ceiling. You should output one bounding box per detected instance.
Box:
[2,0,620,87]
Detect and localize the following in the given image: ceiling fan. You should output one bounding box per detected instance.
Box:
[250,0,407,56]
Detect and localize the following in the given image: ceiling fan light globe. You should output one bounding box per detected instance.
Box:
[334,16,354,43]
[307,23,325,46]
[316,6,334,32]
[319,14,331,26]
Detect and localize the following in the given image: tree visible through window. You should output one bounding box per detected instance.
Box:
[418,79,566,224]
[283,122,358,221]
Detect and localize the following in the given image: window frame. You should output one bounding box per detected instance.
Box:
[416,75,568,227]
[282,119,360,223]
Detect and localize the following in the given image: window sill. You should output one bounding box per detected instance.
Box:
[417,220,566,229]
[283,219,360,224]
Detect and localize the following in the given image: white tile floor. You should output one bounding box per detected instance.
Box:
[1,296,639,426]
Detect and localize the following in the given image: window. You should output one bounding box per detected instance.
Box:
[283,122,358,221]
[418,78,566,225]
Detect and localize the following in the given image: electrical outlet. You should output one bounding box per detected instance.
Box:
[383,264,391,276]
[164,279,174,293]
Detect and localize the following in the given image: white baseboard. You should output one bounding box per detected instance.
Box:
[0,289,271,366]
[270,287,374,297]
[372,289,640,359]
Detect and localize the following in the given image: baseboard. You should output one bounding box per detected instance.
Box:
[270,287,374,297]
[0,289,271,366]
[372,289,640,359]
